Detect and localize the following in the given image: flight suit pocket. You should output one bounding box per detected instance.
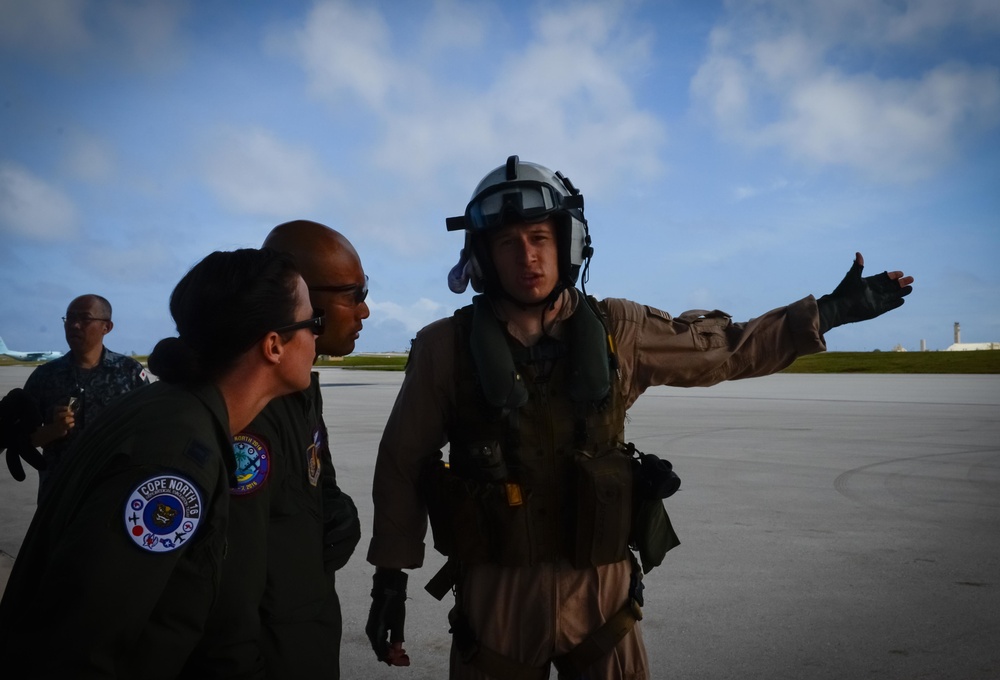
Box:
[678,309,733,351]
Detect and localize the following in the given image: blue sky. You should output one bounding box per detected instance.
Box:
[2,0,998,356]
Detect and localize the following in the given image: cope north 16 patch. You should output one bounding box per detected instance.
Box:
[232,433,270,495]
[124,474,203,553]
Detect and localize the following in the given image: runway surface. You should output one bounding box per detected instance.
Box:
[1,366,998,679]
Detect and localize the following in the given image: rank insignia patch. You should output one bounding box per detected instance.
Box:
[124,474,203,553]
[307,427,323,487]
[232,433,271,495]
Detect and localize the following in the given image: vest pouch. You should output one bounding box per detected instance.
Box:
[421,459,459,557]
[477,481,533,566]
[573,449,632,568]
[421,459,533,565]
[631,497,680,574]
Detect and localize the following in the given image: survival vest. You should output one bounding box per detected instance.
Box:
[424,293,632,569]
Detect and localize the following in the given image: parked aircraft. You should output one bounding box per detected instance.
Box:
[0,336,63,362]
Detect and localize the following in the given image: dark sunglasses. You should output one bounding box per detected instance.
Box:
[273,308,326,336]
[309,275,369,306]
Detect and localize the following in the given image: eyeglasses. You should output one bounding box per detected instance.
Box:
[273,308,326,336]
[63,314,110,325]
[309,275,369,306]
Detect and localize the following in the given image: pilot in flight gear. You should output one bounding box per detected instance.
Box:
[365,156,914,680]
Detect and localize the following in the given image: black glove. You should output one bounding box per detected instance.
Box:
[366,568,410,666]
[817,254,912,334]
[0,389,45,482]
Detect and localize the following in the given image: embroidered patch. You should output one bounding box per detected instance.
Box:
[307,427,323,487]
[124,474,203,553]
[232,433,271,495]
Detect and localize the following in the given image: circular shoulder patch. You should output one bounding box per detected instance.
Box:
[232,433,271,495]
[124,474,204,553]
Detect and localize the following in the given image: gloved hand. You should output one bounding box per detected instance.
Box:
[0,389,45,482]
[366,568,411,666]
[817,253,913,334]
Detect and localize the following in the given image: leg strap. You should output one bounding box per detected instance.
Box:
[551,598,643,679]
[450,597,642,680]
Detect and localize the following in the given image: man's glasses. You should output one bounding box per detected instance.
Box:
[309,275,369,306]
[63,314,110,325]
[273,308,326,336]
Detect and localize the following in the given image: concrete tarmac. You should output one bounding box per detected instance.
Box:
[1,366,998,679]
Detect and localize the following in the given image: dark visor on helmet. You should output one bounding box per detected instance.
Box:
[465,181,564,231]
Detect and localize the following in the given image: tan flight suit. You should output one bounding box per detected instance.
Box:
[368,290,825,679]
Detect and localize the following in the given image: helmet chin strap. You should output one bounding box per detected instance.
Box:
[488,281,571,342]
[491,280,568,312]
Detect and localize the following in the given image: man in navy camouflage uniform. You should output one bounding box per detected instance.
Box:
[23,294,149,502]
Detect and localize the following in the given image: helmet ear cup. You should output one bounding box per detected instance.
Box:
[466,233,488,294]
[555,213,591,288]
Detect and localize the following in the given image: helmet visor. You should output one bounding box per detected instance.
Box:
[466,181,563,231]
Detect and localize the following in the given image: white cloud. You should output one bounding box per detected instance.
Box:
[733,177,790,201]
[692,0,1000,182]
[420,0,489,53]
[283,0,397,110]
[368,297,445,334]
[764,63,1000,181]
[0,162,78,240]
[201,126,344,218]
[279,1,664,192]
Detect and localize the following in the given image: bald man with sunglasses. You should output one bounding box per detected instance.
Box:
[188,222,369,679]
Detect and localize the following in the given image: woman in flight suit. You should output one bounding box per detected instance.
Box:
[0,247,324,679]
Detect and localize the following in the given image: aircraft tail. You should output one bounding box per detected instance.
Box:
[0,336,7,352]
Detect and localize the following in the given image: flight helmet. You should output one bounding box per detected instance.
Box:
[446,155,592,298]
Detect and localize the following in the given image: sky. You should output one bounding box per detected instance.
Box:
[1,0,998,357]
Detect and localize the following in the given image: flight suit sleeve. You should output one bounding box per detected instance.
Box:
[367,318,453,569]
[31,432,229,676]
[603,296,826,407]
[319,409,362,573]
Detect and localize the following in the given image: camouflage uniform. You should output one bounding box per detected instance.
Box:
[22,347,149,501]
